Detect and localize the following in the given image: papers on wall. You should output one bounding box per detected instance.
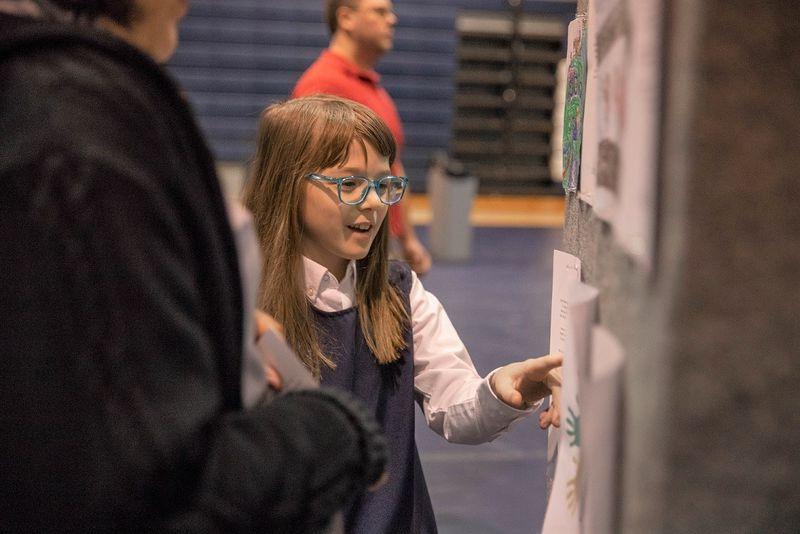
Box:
[582,0,663,268]
[542,281,626,534]
[543,255,596,534]
[592,0,626,221]
[548,250,583,359]
[562,15,588,193]
[581,326,625,534]
[566,282,600,392]
[545,251,582,488]
[614,0,663,267]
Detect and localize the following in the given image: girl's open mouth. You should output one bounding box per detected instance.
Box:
[347,223,372,234]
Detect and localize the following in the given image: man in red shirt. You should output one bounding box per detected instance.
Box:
[292,0,432,275]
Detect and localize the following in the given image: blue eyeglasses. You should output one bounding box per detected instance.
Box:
[305,173,408,206]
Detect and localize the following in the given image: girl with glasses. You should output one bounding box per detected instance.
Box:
[244,95,562,534]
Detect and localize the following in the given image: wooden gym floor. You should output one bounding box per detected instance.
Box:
[407,194,565,229]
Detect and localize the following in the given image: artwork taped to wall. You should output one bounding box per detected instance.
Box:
[562,15,588,193]
[542,279,626,534]
[578,1,598,206]
[613,0,662,269]
[582,0,663,268]
[592,0,627,222]
[545,250,581,494]
[542,276,598,534]
[542,252,583,533]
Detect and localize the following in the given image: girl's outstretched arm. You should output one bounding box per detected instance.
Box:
[411,272,554,444]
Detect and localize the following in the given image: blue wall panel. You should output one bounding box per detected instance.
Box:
[169,0,575,190]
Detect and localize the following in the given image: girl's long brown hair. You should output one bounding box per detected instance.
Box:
[243,95,409,377]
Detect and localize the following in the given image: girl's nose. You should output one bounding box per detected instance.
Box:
[359,185,382,210]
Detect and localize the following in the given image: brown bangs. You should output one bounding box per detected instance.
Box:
[304,94,397,176]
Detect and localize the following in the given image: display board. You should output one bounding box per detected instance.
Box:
[556,0,800,532]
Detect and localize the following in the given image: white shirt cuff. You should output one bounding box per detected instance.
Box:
[483,368,543,416]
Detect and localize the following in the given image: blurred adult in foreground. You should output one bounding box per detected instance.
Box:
[0,0,385,531]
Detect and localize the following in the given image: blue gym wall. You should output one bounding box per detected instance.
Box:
[169,0,576,190]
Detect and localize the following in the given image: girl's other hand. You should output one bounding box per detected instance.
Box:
[265,365,283,391]
[254,308,285,338]
[539,368,562,428]
[254,309,285,390]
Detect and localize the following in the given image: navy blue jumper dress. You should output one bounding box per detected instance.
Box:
[314,262,437,534]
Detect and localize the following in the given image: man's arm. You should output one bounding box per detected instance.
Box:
[393,160,432,275]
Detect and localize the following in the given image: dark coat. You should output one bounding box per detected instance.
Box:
[0,13,384,532]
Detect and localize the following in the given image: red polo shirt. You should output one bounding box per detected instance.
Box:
[292,50,406,237]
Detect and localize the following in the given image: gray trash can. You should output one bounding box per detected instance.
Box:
[427,152,479,262]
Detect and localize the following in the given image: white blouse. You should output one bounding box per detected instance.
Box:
[303,257,539,445]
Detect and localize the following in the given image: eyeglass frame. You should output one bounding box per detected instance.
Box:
[305,173,408,206]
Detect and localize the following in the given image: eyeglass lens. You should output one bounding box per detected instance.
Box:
[340,177,405,205]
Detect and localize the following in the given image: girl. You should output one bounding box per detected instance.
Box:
[244,95,562,533]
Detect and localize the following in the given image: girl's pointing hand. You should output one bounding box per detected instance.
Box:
[490,355,563,410]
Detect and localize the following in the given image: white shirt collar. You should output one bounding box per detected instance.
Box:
[302,256,358,311]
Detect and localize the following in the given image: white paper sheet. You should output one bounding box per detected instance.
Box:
[542,264,596,534]
[545,251,581,477]
[592,0,626,222]
[613,0,663,268]
[548,251,582,359]
[581,326,625,534]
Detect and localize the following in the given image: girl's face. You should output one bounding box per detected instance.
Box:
[301,140,390,280]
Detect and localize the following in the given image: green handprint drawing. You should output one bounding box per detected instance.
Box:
[566,406,580,447]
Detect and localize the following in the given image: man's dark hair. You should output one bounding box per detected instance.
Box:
[47,0,137,26]
[325,0,358,35]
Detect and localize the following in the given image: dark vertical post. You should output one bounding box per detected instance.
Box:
[505,0,524,162]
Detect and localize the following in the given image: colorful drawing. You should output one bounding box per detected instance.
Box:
[562,16,588,192]
[566,406,580,447]
[542,267,592,534]
[566,455,582,514]
[565,404,582,514]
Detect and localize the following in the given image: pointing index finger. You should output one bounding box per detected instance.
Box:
[527,354,563,371]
